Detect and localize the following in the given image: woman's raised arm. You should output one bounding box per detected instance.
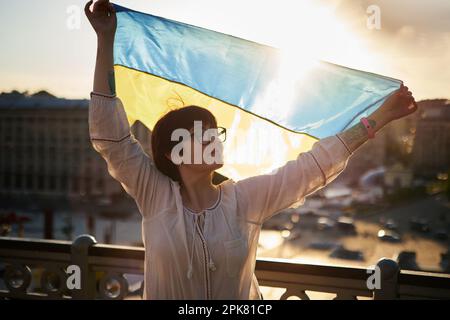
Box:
[85,0,171,218]
[85,0,116,96]
[235,84,418,225]
[337,84,417,153]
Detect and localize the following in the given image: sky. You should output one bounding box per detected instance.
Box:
[0,0,448,100]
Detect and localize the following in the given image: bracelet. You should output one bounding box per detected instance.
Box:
[361,117,375,139]
[336,134,352,155]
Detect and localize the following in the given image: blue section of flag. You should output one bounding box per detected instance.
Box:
[113,4,402,138]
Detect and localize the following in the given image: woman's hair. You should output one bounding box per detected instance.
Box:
[151,105,217,182]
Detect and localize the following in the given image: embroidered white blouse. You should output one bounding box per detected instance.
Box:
[88,92,353,300]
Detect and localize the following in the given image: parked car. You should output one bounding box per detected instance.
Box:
[434,229,449,241]
[378,229,402,242]
[309,241,337,250]
[317,217,335,231]
[395,251,420,271]
[410,217,430,233]
[383,219,399,231]
[337,216,356,234]
[329,245,364,261]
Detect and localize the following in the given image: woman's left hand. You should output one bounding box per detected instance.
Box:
[377,83,418,124]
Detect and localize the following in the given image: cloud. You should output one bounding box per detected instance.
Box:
[316,0,450,99]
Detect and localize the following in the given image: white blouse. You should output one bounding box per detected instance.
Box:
[88,92,353,299]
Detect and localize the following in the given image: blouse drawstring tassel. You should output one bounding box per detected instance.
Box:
[208,258,216,271]
[187,214,197,279]
[186,212,217,278]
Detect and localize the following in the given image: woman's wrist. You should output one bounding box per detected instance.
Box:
[338,109,389,154]
[367,110,390,133]
[97,33,115,45]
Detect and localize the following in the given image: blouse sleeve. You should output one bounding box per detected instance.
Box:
[89,92,170,218]
[235,135,353,225]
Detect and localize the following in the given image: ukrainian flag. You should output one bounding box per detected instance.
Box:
[112,4,402,181]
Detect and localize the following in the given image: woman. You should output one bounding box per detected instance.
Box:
[85,0,417,299]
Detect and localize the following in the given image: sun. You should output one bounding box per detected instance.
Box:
[240,0,380,71]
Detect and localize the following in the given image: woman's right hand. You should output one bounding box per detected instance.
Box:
[85,0,117,39]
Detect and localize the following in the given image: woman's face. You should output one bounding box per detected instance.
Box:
[169,121,225,174]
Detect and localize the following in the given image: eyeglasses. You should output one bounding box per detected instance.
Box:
[190,126,227,145]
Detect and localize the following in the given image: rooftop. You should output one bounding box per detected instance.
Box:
[0,90,88,109]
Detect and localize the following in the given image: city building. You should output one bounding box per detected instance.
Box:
[332,99,450,188]
[412,99,450,178]
[0,90,152,199]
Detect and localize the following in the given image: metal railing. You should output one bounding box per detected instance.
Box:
[1,235,449,300]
